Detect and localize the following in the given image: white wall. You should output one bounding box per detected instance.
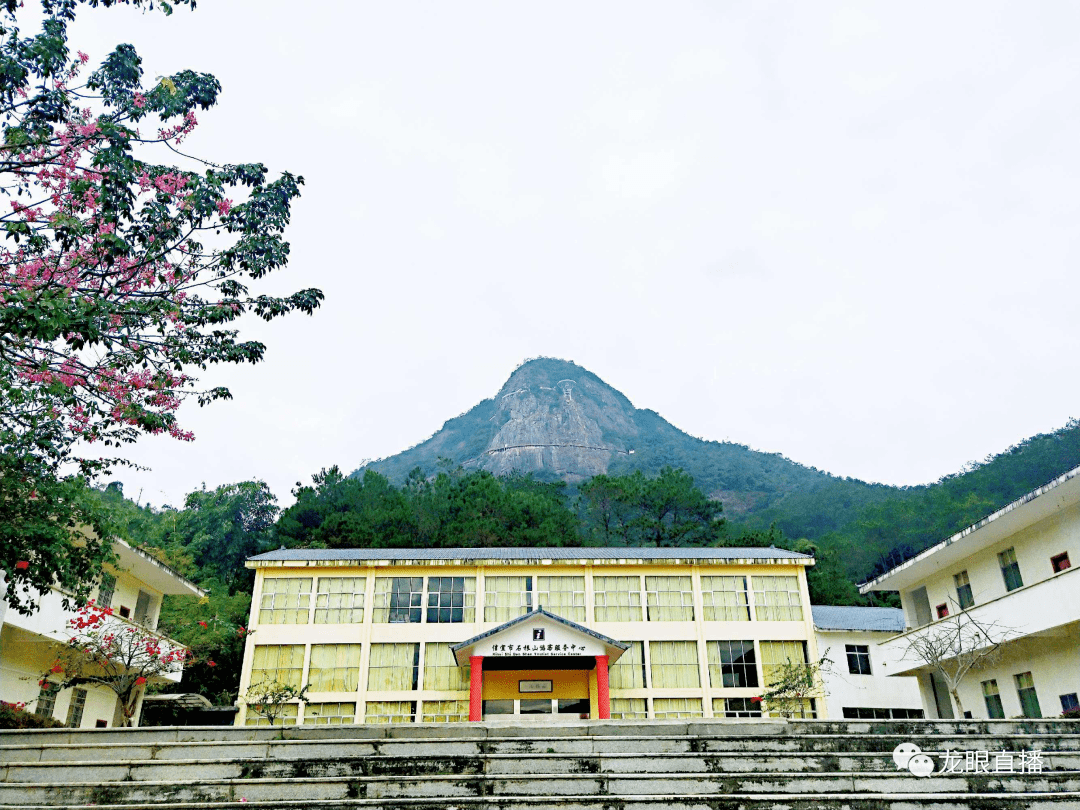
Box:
[816,628,923,719]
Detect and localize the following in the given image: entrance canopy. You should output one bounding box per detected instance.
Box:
[451,608,628,668]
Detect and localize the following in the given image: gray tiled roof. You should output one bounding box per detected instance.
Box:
[249,546,811,562]
[811,605,906,632]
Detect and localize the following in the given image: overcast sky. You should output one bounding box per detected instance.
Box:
[66,1,1080,508]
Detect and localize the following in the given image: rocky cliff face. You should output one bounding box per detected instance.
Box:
[475,360,639,480]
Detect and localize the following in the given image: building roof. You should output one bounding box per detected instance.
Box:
[859,463,1080,594]
[451,608,630,654]
[248,546,811,564]
[811,605,906,632]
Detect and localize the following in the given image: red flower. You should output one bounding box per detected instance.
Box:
[750,696,762,703]
[197,621,208,628]
[14,560,29,570]
[207,660,216,667]
[134,676,147,685]
[49,664,63,673]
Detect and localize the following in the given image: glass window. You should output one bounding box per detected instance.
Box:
[645,576,694,621]
[315,577,366,624]
[308,644,361,692]
[245,702,298,726]
[259,578,312,625]
[954,571,974,609]
[593,576,643,622]
[558,698,590,718]
[707,640,758,688]
[759,640,809,688]
[610,698,647,720]
[250,645,306,689]
[998,548,1023,592]
[649,640,701,688]
[372,577,423,624]
[65,688,87,728]
[421,700,469,723]
[34,683,58,719]
[367,643,419,692]
[1051,552,1071,573]
[536,576,585,622]
[423,642,471,692]
[426,576,476,623]
[609,641,647,690]
[713,697,762,718]
[303,702,356,725]
[982,679,1004,719]
[364,701,415,724]
[701,576,750,621]
[751,576,803,622]
[652,697,703,719]
[482,699,515,717]
[520,699,552,714]
[96,573,116,609]
[846,644,872,675]
[484,576,532,622]
[1061,693,1079,713]
[936,603,949,619]
[133,590,154,628]
[1014,672,1042,718]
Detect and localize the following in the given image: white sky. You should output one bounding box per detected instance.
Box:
[66,1,1080,508]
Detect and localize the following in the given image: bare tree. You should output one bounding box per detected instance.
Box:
[901,597,1015,717]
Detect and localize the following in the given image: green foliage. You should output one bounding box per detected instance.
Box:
[759,651,831,719]
[242,680,309,726]
[0,700,64,729]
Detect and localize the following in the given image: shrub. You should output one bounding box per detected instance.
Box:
[1062,707,1080,720]
[0,701,64,729]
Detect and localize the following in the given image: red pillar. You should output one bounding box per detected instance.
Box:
[595,655,610,720]
[468,656,483,721]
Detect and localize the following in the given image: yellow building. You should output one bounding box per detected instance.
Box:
[237,547,821,724]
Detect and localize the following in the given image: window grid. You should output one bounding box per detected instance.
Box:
[649,640,701,689]
[426,577,476,623]
[250,645,306,689]
[998,548,1023,592]
[245,703,298,726]
[308,644,362,692]
[954,571,974,609]
[421,700,470,723]
[593,576,643,622]
[845,644,872,676]
[707,640,758,688]
[610,698,647,720]
[714,697,762,718]
[303,702,356,725]
[367,643,420,692]
[645,576,694,621]
[65,688,87,728]
[701,576,750,621]
[372,577,424,624]
[1015,672,1041,718]
[423,642,471,692]
[759,640,809,688]
[259,578,312,625]
[982,679,1005,719]
[652,697,703,719]
[484,576,532,622]
[315,577,366,624]
[34,683,58,719]
[609,641,647,690]
[751,576,803,622]
[535,576,585,622]
[365,700,416,724]
[96,573,116,609]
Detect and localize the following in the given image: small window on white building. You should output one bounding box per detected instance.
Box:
[845,644,871,675]
[65,688,87,728]
[1061,693,1079,714]
[133,590,154,628]
[998,548,1023,592]
[954,571,974,609]
[1014,672,1042,718]
[34,683,58,720]
[96,573,116,609]
[1051,552,1071,573]
[982,679,1004,719]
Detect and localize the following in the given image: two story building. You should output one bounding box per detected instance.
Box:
[237,546,823,724]
[0,538,204,728]
[860,465,1080,720]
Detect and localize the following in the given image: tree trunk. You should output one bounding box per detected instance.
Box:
[950,688,965,718]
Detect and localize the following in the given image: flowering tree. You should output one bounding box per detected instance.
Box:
[0,0,321,613]
[43,602,243,725]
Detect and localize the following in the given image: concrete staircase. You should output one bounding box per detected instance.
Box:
[2,719,1080,809]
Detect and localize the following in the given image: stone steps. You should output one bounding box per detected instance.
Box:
[2,720,1079,809]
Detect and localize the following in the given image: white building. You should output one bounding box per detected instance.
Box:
[1,538,204,727]
[811,605,923,720]
[860,465,1080,720]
